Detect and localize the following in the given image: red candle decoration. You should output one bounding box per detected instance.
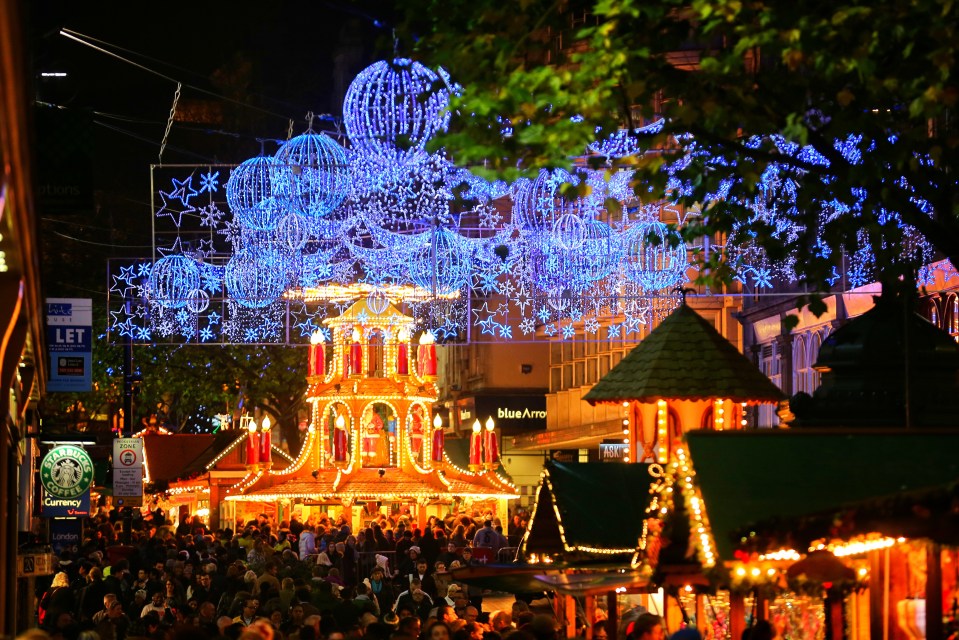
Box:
[259,417,272,461]
[350,328,362,375]
[417,331,436,376]
[333,414,348,462]
[469,420,483,467]
[310,331,326,376]
[484,417,499,466]
[431,414,445,463]
[245,423,259,465]
[397,327,410,375]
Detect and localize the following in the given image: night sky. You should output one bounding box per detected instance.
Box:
[28,1,396,297]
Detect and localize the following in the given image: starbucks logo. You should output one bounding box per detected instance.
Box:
[41,445,94,499]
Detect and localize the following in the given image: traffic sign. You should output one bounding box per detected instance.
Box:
[113,438,142,467]
[113,466,143,498]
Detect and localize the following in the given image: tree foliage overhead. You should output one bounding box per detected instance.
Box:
[399,0,959,299]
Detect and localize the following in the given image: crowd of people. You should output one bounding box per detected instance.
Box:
[26,506,695,640]
[27,506,577,640]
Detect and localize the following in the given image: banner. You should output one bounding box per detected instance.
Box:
[46,298,92,392]
[41,490,90,518]
[50,518,83,554]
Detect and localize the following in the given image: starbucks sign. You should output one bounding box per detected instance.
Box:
[40,445,94,499]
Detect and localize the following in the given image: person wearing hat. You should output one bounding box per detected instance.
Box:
[398,545,422,577]
[366,564,393,613]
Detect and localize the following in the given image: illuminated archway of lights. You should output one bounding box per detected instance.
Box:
[108,60,943,346]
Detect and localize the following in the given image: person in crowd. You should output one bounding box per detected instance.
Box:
[627,614,665,640]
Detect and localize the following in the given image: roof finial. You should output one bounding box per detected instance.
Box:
[674,286,695,305]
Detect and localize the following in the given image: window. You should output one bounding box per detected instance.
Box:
[574,361,585,387]
[574,340,585,359]
[792,335,808,395]
[599,355,610,377]
[550,367,561,393]
[586,359,598,384]
[700,406,714,430]
[550,342,563,365]
[948,295,959,337]
[586,339,597,356]
[563,365,573,389]
[808,333,823,391]
[758,341,781,427]
[368,330,385,377]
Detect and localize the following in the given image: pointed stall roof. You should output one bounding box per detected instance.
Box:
[523,461,655,557]
[584,304,784,405]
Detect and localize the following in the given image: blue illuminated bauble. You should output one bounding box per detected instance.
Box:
[367,289,389,315]
[225,156,289,231]
[623,221,688,291]
[578,219,618,281]
[186,288,210,314]
[529,237,576,292]
[150,255,201,309]
[277,213,310,251]
[408,228,472,295]
[225,245,290,308]
[344,58,450,163]
[552,212,587,250]
[274,131,350,219]
[512,168,576,232]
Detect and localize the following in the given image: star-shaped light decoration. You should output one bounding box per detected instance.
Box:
[155,188,197,228]
[167,176,199,206]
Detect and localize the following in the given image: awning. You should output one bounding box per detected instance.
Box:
[524,462,655,557]
[686,430,959,561]
[450,563,652,596]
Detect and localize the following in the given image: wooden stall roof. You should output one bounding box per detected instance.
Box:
[524,461,655,555]
[584,303,784,405]
[686,430,959,561]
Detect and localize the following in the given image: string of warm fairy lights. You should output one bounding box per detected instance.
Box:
[656,400,668,463]
[203,432,248,469]
[522,467,637,560]
[637,443,912,591]
[812,534,905,557]
[165,484,209,497]
[676,446,717,568]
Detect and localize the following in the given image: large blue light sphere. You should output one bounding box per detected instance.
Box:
[225,156,289,231]
[623,221,688,291]
[577,219,618,282]
[512,168,576,232]
[274,131,350,219]
[408,227,472,295]
[343,58,450,163]
[225,245,290,308]
[150,255,201,309]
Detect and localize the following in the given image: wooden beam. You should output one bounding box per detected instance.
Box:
[607,592,618,640]
[927,543,943,640]
[730,591,746,640]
